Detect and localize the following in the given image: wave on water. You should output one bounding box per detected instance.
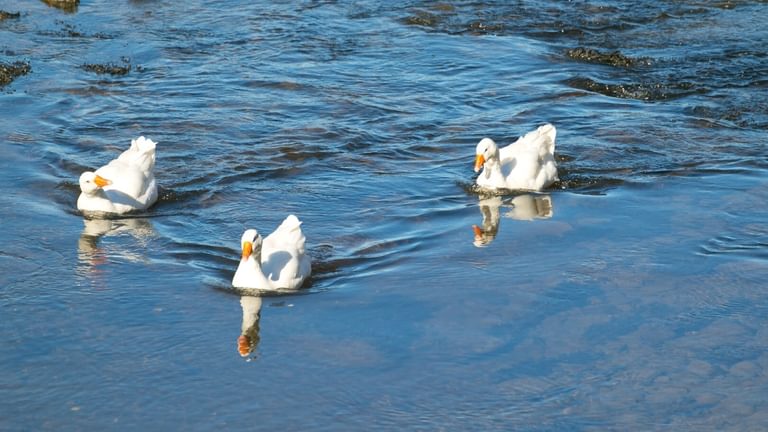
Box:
[402,0,768,126]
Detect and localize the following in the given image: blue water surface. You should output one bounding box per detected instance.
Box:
[1,1,767,430]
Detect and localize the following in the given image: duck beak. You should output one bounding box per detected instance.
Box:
[94,175,112,188]
[474,154,485,172]
[241,241,253,260]
[472,224,483,237]
[238,335,251,357]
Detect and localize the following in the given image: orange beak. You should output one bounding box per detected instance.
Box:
[241,241,253,261]
[94,175,112,188]
[474,154,485,172]
[237,335,251,357]
[472,225,483,237]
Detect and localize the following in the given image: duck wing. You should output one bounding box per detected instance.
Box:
[261,215,311,288]
[497,124,558,190]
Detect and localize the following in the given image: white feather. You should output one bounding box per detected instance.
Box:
[232,215,312,290]
[77,136,159,216]
[475,124,558,191]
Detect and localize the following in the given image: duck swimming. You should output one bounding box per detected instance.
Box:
[77,136,158,216]
[474,124,558,192]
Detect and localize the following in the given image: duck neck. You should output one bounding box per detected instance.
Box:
[78,188,116,213]
[240,296,263,333]
[233,254,272,289]
[482,152,504,182]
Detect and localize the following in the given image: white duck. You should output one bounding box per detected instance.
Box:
[77,136,158,216]
[474,123,558,192]
[232,215,312,290]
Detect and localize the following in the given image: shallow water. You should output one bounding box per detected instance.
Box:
[1,1,767,430]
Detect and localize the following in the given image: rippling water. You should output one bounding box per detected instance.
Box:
[1,1,767,430]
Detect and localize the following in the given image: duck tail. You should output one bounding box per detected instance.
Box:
[281,214,302,230]
[133,136,157,154]
[538,124,557,155]
[276,214,306,251]
[128,136,157,173]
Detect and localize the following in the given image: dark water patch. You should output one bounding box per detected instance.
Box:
[565,47,651,68]
[76,208,169,221]
[344,233,428,272]
[458,171,624,196]
[565,77,704,101]
[402,10,443,28]
[212,165,308,187]
[278,143,338,163]
[49,85,123,96]
[687,97,768,129]
[225,286,317,298]
[54,179,79,197]
[551,175,625,195]
[38,20,111,39]
[641,163,765,179]
[298,243,345,285]
[0,60,30,88]
[243,79,307,92]
[153,187,221,212]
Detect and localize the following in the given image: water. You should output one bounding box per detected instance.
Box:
[1,0,767,430]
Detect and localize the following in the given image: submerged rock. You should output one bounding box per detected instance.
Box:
[566,76,702,101]
[81,62,131,76]
[402,11,443,28]
[39,21,111,39]
[0,10,21,20]
[41,0,79,13]
[566,47,650,68]
[0,61,31,88]
[402,6,504,35]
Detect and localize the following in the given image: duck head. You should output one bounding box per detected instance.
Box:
[79,172,112,195]
[474,138,499,172]
[240,229,263,262]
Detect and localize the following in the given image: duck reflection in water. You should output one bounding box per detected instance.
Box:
[77,217,155,272]
[238,295,263,358]
[472,194,554,247]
